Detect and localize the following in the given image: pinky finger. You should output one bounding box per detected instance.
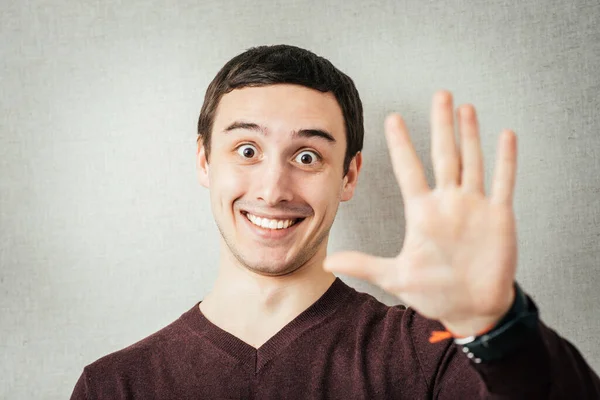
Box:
[490,130,517,206]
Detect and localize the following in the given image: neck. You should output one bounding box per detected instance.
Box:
[199,242,336,347]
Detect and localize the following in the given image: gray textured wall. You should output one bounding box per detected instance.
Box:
[1,0,599,398]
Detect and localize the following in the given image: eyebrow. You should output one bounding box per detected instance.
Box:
[222,121,337,143]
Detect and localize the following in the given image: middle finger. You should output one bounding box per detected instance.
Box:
[431,91,460,188]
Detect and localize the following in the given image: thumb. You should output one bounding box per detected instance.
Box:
[323,251,390,284]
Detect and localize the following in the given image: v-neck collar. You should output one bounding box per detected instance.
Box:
[180,277,354,373]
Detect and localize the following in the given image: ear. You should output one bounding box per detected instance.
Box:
[196,142,210,188]
[340,152,362,202]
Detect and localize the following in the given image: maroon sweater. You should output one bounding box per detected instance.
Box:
[70,278,600,399]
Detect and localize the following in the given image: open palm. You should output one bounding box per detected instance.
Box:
[324,91,518,337]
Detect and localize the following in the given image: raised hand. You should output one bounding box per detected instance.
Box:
[323,91,519,337]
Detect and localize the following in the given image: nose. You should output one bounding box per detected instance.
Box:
[255,159,294,206]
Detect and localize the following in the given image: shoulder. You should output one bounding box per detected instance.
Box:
[347,286,445,335]
[338,286,458,393]
[346,286,454,363]
[81,304,202,388]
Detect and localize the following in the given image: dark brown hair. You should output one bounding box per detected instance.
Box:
[197,44,364,176]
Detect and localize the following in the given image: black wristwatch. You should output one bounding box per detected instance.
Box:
[454,282,539,363]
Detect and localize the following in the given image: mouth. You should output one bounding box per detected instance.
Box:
[241,211,306,231]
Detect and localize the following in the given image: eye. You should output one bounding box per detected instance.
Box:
[294,150,320,165]
[236,144,257,159]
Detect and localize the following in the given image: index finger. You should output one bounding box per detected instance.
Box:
[385,114,430,199]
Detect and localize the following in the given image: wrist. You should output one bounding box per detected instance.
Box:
[454,282,539,363]
[441,285,516,338]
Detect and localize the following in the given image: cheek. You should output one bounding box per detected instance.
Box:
[301,174,344,215]
[209,164,250,209]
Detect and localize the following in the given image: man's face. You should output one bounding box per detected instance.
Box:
[197,84,361,277]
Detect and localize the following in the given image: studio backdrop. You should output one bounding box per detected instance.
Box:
[1,0,599,398]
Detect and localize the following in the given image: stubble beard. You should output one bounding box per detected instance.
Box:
[216,218,332,277]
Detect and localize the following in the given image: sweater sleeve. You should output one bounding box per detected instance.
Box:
[465,320,600,398]
[434,312,600,398]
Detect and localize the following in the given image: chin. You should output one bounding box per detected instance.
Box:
[242,258,301,277]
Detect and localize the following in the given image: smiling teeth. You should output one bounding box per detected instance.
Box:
[245,213,298,230]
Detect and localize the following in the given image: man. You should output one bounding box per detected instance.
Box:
[71,44,600,399]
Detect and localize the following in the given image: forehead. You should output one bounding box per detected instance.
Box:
[212,84,346,142]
